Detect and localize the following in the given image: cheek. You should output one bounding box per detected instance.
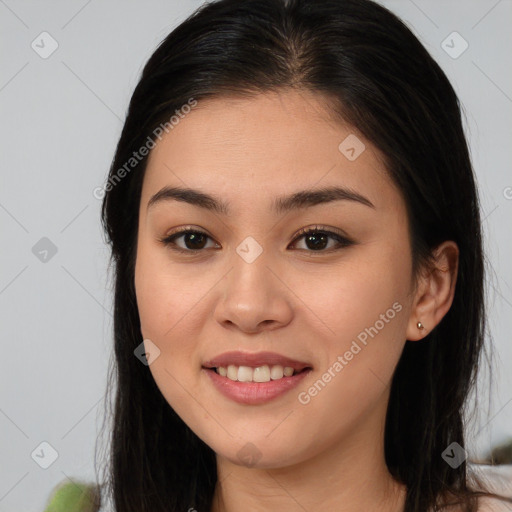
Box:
[134,244,205,408]
[293,267,409,435]
[302,244,411,407]
[307,248,410,341]
[135,239,201,337]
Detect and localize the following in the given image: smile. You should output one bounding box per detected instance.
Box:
[216,364,297,382]
[203,366,312,405]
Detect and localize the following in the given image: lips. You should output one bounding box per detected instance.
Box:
[202,350,312,372]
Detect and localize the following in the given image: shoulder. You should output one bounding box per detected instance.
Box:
[44,480,102,512]
[467,463,512,512]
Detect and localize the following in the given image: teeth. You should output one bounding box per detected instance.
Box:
[217,364,298,382]
[283,366,294,377]
[227,365,238,380]
[270,365,284,380]
[237,366,253,382]
[253,365,270,382]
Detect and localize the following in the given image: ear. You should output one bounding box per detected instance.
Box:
[406,241,459,341]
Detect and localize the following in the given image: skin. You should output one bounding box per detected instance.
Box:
[134,88,459,512]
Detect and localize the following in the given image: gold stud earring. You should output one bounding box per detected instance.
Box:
[417,321,424,330]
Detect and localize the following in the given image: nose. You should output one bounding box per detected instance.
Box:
[212,250,294,334]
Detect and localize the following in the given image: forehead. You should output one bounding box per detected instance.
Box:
[141,89,400,214]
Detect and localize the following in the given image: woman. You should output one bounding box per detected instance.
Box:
[47,0,512,510]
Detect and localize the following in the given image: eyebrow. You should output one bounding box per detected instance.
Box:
[147,185,375,215]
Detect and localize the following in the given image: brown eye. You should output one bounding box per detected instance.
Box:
[177,232,209,250]
[160,229,218,253]
[290,227,354,252]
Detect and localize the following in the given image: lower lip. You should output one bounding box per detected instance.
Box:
[203,367,312,405]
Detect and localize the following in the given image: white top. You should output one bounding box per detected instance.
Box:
[467,463,512,511]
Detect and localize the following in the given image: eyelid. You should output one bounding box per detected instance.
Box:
[162,224,211,239]
[291,224,352,243]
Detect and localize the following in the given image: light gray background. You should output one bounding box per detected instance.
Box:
[1,1,511,510]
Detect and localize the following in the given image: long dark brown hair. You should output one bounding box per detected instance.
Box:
[93,0,512,510]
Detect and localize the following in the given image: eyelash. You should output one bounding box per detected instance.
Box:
[158,225,354,255]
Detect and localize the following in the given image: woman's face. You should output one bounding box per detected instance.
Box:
[135,89,417,469]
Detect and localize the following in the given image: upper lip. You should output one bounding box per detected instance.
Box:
[202,351,312,372]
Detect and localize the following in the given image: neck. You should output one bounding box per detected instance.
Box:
[210,410,407,512]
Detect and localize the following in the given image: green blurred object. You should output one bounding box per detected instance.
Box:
[487,438,512,465]
[475,437,512,465]
[43,481,100,512]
